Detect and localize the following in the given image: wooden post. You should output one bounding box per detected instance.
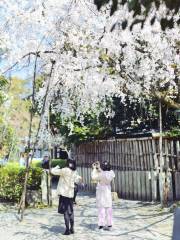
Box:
[41,170,48,205]
[159,101,165,206]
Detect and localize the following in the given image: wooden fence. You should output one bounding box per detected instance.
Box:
[74,137,180,201]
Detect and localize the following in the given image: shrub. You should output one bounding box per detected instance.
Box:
[164,127,180,138]
[32,159,67,168]
[31,159,67,182]
[0,163,42,202]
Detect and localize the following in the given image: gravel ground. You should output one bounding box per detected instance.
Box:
[0,193,173,240]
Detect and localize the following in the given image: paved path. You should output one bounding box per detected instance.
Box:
[0,193,173,240]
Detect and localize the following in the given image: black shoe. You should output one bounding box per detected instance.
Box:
[107,226,112,231]
[98,226,103,229]
[63,230,70,235]
[70,228,74,234]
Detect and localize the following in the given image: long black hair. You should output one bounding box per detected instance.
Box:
[67,159,76,171]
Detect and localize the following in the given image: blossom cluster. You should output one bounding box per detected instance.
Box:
[0,0,179,144]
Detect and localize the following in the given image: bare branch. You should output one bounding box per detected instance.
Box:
[2,50,58,75]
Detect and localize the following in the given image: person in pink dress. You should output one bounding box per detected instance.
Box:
[91,161,115,231]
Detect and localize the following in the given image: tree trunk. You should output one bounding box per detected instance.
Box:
[47,107,52,206]
[19,161,29,220]
[18,58,55,220]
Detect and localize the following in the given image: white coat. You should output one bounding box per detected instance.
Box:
[51,166,82,198]
[91,169,115,208]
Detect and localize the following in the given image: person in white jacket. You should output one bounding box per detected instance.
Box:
[91,161,115,231]
[51,159,82,235]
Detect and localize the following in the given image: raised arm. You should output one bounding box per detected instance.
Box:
[51,165,64,176]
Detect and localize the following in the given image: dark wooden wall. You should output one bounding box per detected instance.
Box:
[75,137,180,201]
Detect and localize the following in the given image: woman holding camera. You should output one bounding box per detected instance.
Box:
[51,159,82,235]
[91,161,115,231]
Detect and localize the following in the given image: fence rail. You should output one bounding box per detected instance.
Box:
[75,137,180,201]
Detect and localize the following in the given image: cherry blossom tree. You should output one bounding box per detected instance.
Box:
[100,24,180,108]
[0,0,179,211]
[98,15,180,204]
[0,0,114,218]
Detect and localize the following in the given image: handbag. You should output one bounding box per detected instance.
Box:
[111,179,119,201]
[58,201,66,214]
[58,196,66,214]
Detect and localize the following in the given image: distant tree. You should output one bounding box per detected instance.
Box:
[0,77,39,158]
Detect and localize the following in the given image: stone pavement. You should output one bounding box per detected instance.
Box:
[0,193,173,240]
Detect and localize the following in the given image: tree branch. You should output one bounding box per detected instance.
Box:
[2,51,58,75]
[152,90,180,109]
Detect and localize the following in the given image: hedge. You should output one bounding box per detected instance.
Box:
[0,163,42,202]
[32,159,67,168]
[32,159,67,182]
[0,160,67,202]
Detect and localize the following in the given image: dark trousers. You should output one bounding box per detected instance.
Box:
[58,195,74,231]
[64,210,74,231]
